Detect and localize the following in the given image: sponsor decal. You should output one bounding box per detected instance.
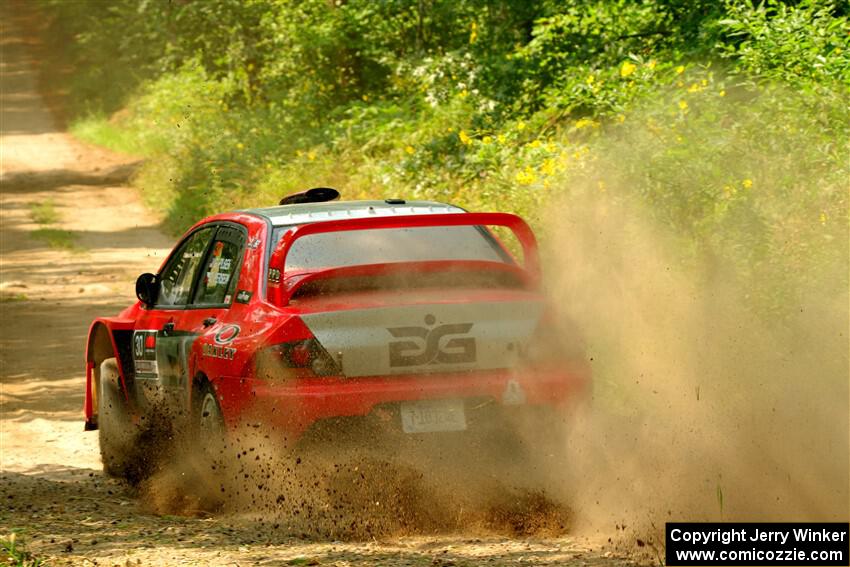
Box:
[134,359,159,375]
[235,290,253,304]
[387,314,476,367]
[132,330,158,376]
[214,324,240,345]
[203,342,236,360]
[246,237,261,249]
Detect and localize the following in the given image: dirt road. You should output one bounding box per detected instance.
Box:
[0,8,642,566]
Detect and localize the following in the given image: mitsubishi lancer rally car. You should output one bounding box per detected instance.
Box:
[84,188,589,476]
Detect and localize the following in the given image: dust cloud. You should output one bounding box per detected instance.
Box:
[136,424,570,540]
[132,191,846,551]
[542,179,849,543]
[134,138,846,550]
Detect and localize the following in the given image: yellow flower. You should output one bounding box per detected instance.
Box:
[687,83,702,93]
[575,118,598,129]
[482,136,492,145]
[719,90,726,97]
[647,60,657,70]
[517,121,526,131]
[527,139,541,149]
[676,65,685,74]
[741,179,753,189]
[617,114,626,123]
[362,94,369,102]
[586,75,595,85]
[678,100,689,111]
[541,159,555,175]
[307,151,316,161]
[405,145,415,155]
[236,142,244,150]
[545,142,556,152]
[819,212,828,225]
[515,167,536,186]
[620,61,637,78]
[459,130,471,145]
[497,134,506,144]
[459,89,468,98]
[296,150,304,157]
[469,21,478,44]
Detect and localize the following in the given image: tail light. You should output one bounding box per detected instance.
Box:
[258,338,341,378]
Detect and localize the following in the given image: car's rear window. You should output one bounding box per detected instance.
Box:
[272,225,510,272]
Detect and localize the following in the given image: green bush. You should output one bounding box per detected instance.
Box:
[43,0,848,323]
[716,0,850,89]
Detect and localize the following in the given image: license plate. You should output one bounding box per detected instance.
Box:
[400,399,467,433]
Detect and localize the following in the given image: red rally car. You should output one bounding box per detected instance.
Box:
[84,189,589,476]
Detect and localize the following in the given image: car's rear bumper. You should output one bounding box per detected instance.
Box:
[214,366,589,439]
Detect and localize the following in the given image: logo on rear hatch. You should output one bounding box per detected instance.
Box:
[387,314,476,367]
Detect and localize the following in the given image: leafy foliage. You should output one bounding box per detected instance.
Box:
[716,0,850,88]
[43,0,849,322]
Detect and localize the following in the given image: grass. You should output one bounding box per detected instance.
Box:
[28,201,59,225]
[28,198,85,252]
[286,558,320,566]
[1,531,44,567]
[70,114,145,156]
[31,228,81,251]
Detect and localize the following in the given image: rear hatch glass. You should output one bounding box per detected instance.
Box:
[273,225,512,272]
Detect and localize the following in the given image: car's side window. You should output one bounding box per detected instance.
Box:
[158,227,214,307]
[193,226,245,306]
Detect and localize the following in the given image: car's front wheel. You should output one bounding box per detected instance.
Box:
[97,357,136,477]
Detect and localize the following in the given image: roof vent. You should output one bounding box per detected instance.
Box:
[385,198,406,205]
[279,187,340,206]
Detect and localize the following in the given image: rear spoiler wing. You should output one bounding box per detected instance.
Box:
[267,212,540,305]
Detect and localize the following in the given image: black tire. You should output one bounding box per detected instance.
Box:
[185,380,229,510]
[97,357,136,477]
[193,380,225,457]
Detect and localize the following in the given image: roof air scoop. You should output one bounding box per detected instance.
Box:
[279,187,341,206]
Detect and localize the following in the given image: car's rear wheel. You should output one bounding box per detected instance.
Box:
[97,357,136,477]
